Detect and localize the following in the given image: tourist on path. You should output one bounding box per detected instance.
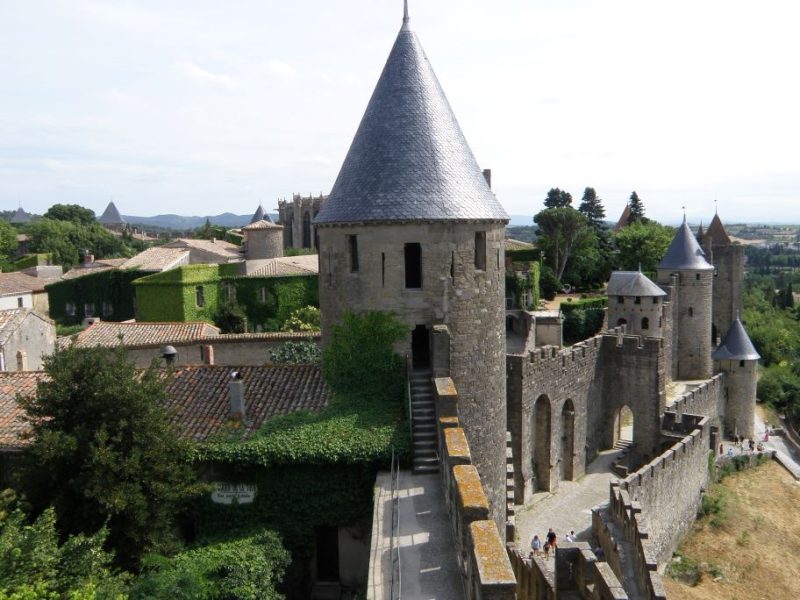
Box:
[530,535,541,557]
[547,528,557,552]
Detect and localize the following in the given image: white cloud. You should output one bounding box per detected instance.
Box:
[175,61,235,89]
[265,59,297,79]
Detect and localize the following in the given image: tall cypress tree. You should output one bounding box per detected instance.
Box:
[628,191,646,224]
[578,187,606,229]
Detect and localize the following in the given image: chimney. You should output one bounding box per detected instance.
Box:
[16,350,28,371]
[229,371,245,420]
[201,344,215,365]
[482,168,492,189]
[162,345,177,366]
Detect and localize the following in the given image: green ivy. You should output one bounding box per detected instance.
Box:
[46,269,146,325]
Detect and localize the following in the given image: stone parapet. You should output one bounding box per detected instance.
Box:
[434,376,516,599]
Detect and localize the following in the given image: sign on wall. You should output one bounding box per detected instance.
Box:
[211,482,257,505]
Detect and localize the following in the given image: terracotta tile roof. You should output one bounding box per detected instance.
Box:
[0,272,47,295]
[207,331,321,342]
[120,247,190,272]
[72,321,220,348]
[166,365,330,441]
[163,238,240,261]
[704,213,732,246]
[242,219,282,231]
[60,259,129,280]
[0,364,330,447]
[246,255,319,278]
[0,372,43,450]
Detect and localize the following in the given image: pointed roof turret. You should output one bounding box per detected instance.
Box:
[696,222,705,244]
[614,204,631,232]
[98,201,125,225]
[658,218,714,271]
[250,204,271,224]
[712,317,760,361]
[10,207,32,224]
[705,213,732,246]
[607,271,667,297]
[314,8,507,225]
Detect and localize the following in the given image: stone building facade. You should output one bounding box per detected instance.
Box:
[277,194,326,251]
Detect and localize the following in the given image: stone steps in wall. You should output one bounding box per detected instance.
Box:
[410,372,439,475]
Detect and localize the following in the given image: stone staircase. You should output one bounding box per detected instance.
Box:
[612,440,633,477]
[410,369,438,474]
[505,432,516,540]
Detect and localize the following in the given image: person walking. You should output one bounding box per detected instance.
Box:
[530,534,542,557]
[547,528,557,553]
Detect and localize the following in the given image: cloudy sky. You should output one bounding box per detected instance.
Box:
[2,0,799,224]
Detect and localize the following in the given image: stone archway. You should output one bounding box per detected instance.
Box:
[612,405,634,448]
[560,399,575,481]
[533,395,552,492]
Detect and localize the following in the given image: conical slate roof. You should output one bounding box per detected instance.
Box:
[705,213,731,246]
[98,201,125,225]
[712,317,760,361]
[10,207,32,224]
[314,15,507,225]
[607,271,666,297]
[658,219,714,271]
[250,204,271,224]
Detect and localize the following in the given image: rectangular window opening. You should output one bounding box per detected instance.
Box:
[348,235,359,272]
[405,243,422,289]
[196,286,205,308]
[16,297,23,308]
[496,247,500,270]
[450,251,455,281]
[475,232,486,270]
[634,296,641,305]
[381,253,385,287]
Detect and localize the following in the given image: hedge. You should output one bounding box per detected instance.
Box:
[560,296,608,314]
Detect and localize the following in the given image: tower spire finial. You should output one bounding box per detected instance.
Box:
[682,206,686,223]
[403,0,409,26]
[714,197,718,214]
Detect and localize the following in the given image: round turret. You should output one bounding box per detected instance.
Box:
[606,271,667,337]
[242,220,283,260]
[315,12,509,536]
[713,317,760,439]
[657,219,714,380]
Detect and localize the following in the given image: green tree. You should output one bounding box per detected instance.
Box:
[612,220,675,272]
[577,187,606,229]
[43,204,96,226]
[270,341,322,365]
[538,264,561,301]
[22,219,131,269]
[784,282,795,309]
[213,301,247,333]
[627,191,646,224]
[322,312,406,401]
[0,491,128,598]
[130,529,289,600]
[533,207,592,281]
[17,346,204,570]
[0,221,16,263]
[544,187,573,209]
[281,306,320,332]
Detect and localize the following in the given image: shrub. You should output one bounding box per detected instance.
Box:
[213,302,247,334]
[270,341,321,365]
[280,306,320,332]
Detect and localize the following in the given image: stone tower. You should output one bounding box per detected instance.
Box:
[657,218,715,380]
[712,316,760,438]
[606,271,667,337]
[242,220,283,260]
[314,8,509,533]
[701,212,744,344]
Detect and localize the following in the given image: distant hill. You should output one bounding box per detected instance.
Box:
[122,212,280,230]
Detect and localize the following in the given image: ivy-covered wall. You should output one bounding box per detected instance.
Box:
[505,260,541,310]
[134,264,319,330]
[47,269,146,325]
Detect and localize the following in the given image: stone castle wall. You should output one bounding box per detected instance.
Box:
[719,360,756,439]
[708,244,744,342]
[667,374,724,431]
[277,194,325,250]
[318,221,508,536]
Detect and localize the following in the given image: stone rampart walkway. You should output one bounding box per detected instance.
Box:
[368,470,464,600]
[514,448,624,568]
